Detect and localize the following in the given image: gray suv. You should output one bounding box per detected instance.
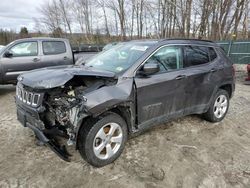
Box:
[16,39,235,167]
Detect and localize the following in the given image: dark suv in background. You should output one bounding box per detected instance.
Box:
[15,39,235,167]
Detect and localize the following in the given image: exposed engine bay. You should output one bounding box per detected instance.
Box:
[40,76,116,146]
[15,65,133,163]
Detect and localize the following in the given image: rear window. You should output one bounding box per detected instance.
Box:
[42,41,66,55]
[184,46,209,67]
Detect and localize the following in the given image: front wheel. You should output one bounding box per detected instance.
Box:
[203,89,230,122]
[78,112,128,167]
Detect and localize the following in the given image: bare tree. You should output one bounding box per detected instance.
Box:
[107,0,126,40]
[73,0,93,41]
[37,0,249,42]
[233,0,246,38]
[58,0,73,35]
[242,0,249,38]
[198,0,213,39]
[39,0,63,37]
[96,0,110,37]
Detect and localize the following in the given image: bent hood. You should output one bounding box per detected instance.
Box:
[19,65,116,89]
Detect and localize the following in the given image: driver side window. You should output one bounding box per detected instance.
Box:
[9,42,38,57]
[146,46,183,73]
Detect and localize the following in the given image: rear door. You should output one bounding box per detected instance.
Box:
[39,40,73,68]
[1,41,40,83]
[183,45,219,114]
[134,46,188,126]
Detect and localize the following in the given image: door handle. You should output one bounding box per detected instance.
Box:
[175,75,187,80]
[210,68,217,73]
[33,58,40,62]
[63,56,68,60]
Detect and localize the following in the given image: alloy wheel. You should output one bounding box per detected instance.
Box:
[93,122,123,160]
[213,94,228,119]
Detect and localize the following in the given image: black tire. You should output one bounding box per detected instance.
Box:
[203,89,230,122]
[78,112,128,167]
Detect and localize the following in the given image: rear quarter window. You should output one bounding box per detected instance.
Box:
[42,41,66,55]
[209,47,217,61]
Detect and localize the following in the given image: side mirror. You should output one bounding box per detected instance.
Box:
[140,61,160,76]
[4,51,13,58]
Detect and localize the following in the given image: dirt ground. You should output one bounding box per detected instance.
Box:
[0,65,250,188]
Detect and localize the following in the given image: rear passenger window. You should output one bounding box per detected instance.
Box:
[184,46,209,67]
[42,41,66,55]
[209,47,217,61]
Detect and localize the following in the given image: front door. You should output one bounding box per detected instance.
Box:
[1,41,40,83]
[134,46,187,126]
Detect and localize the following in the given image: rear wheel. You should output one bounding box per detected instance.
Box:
[203,89,229,122]
[78,112,127,167]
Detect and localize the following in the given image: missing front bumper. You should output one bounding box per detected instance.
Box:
[17,106,72,162]
[26,122,71,162]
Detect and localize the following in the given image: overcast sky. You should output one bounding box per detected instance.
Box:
[0,0,50,32]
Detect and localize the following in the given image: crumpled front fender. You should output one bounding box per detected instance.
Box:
[83,78,134,115]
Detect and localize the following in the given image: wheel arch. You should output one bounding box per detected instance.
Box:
[219,83,233,98]
[75,102,135,150]
[205,82,233,113]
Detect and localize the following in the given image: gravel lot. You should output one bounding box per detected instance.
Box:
[0,65,250,188]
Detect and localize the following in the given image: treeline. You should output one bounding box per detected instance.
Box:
[0,0,249,45]
[37,0,249,42]
[0,27,48,45]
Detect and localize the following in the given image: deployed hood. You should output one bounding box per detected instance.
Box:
[18,65,116,89]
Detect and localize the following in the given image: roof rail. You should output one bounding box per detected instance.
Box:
[162,38,214,43]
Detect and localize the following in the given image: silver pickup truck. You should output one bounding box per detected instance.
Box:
[0,37,97,85]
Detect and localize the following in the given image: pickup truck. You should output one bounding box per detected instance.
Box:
[0,38,97,85]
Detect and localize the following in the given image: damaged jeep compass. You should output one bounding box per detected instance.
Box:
[16,39,235,167]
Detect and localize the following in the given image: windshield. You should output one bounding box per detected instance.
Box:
[0,46,5,53]
[84,43,150,73]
